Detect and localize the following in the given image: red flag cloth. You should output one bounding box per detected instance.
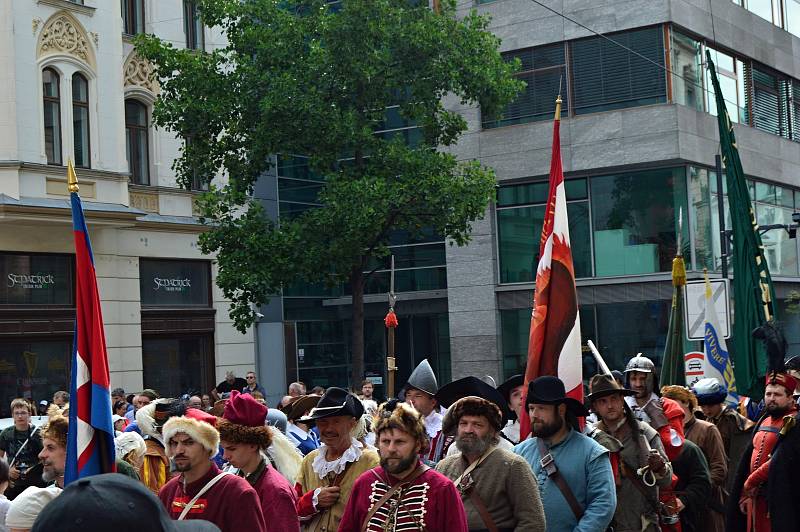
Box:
[519,110,583,440]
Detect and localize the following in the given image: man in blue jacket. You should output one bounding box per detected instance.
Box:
[514,376,616,532]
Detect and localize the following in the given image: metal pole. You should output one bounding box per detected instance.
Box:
[716,154,728,279]
[386,255,397,399]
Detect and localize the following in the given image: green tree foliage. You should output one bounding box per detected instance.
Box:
[136,0,522,386]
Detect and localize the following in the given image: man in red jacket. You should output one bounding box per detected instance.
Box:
[219,390,299,532]
[158,408,266,532]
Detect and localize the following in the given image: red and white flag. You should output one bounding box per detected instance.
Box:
[519,100,583,440]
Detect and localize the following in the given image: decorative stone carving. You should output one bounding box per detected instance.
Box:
[130,191,159,213]
[90,32,99,47]
[123,52,158,94]
[32,18,43,35]
[38,12,93,66]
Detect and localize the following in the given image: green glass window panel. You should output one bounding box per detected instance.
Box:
[570,26,666,115]
[278,178,323,203]
[497,178,587,207]
[362,267,447,294]
[387,227,442,246]
[0,340,71,417]
[379,106,413,131]
[591,167,688,276]
[483,43,568,128]
[367,243,446,271]
[497,201,590,282]
[565,178,588,200]
[283,279,342,297]
[279,201,316,219]
[755,204,799,276]
[277,155,324,181]
[497,182,548,207]
[593,299,671,371]
[671,30,704,112]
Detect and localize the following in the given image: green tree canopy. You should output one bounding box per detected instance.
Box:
[136,0,522,386]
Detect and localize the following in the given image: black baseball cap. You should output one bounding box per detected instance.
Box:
[31,473,220,532]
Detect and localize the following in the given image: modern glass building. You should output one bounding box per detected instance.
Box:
[253,0,800,399]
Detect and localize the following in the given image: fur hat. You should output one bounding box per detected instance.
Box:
[443,396,503,434]
[41,407,68,449]
[162,409,220,458]
[218,390,272,447]
[374,399,428,451]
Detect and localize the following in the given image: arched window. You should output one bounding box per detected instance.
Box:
[125,99,150,184]
[42,68,62,165]
[72,73,90,168]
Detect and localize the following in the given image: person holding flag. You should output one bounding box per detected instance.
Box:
[701,271,739,407]
[66,160,116,484]
[519,94,583,440]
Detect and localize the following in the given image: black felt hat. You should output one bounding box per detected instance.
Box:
[526,376,589,417]
[299,387,364,422]
[436,376,510,428]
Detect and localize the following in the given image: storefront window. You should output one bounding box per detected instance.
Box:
[0,340,70,417]
[142,336,214,397]
[139,259,211,306]
[0,253,74,306]
[591,168,688,277]
[496,179,591,283]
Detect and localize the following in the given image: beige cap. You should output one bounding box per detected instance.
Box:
[6,485,62,528]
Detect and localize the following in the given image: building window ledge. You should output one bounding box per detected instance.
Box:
[37,0,95,17]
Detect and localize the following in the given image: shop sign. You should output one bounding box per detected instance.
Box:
[140,259,210,306]
[0,253,73,305]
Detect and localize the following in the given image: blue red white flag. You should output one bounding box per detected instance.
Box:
[65,161,116,484]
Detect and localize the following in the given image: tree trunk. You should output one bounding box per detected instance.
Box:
[350,266,365,390]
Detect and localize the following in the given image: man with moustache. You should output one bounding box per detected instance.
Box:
[587,374,671,532]
[38,410,68,489]
[158,408,266,531]
[513,376,615,532]
[339,400,467,532]
[437,396,544,532]
[293,387,379,532]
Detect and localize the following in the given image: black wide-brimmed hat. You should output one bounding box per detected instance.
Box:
[436,376,510,429]
[299,387,364,422]
[526,376,589,417]
[283,394,322,421]
[496,374,524,404]
[586,374,636,403]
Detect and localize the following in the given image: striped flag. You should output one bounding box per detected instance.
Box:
[65,160,116,484]
[519,97,583,440]
[702,270,739,406]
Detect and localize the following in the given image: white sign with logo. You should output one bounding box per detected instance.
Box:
[153,277,192,292]
[683,351,705,387]
[684,279,730,341]
[7,273,55,289]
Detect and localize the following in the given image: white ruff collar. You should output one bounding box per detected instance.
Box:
[312,438,363,479]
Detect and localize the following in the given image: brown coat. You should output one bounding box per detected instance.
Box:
[684,416,727,532]
[707,405,753,495]
[139,437,171,495]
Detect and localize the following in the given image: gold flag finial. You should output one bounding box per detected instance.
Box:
[67,159,79,193]
[554,95,563,122]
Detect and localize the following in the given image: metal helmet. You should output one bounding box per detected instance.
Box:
[624,354,657,395]
[403,359,438,396]
[624,354,655,374]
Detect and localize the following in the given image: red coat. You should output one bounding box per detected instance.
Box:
[249,460,299,532]
[337,465,467,532]
[159,462,266,532]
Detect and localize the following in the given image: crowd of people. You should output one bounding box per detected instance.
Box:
[0,348,799,531]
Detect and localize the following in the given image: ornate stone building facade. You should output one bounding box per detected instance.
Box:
[0,1,254,413]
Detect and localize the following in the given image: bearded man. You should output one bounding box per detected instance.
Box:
[513,376,615,532]
[588,374,671,532]
[339,400,467,531]
[38,410,68,489]
[437,396,544,532]
[294,387,379,532]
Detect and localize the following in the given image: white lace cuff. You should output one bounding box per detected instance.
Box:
[312,487,321,511]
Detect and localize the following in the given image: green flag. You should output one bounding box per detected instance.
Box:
[706,50,777,398]
[661,251,687,387]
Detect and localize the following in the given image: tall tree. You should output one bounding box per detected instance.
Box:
[136,0,521,387]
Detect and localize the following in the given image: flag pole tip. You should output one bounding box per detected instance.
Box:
[554,95,563,121]
[67,159,79,193]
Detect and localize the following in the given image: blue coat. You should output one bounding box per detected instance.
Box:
[514,429,616,532]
